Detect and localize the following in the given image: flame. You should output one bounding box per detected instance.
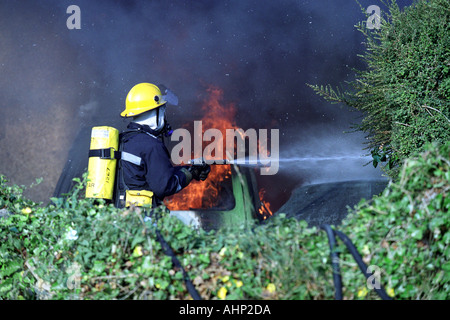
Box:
[165,86,233,210]
[258,188,273,220]
[165,85,272,219]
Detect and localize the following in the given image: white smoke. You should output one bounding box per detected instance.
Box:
[79,100,99,119]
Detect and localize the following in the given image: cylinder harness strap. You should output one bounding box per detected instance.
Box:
[88,148,142,167]
[88,148,121,160]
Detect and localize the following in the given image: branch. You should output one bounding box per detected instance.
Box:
[393,121,412,127]
[420,105,450,123]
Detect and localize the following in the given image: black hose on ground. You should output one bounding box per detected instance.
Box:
[320,224,343,300]
[320,224,393,300]
[154,228,202,300]
[146,208,202,300]
[333,229,393,300]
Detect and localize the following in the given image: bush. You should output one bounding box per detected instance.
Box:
[0,175,334,300]
[338,141,449,299]
[308,0,450,178]
[0,142,448,300]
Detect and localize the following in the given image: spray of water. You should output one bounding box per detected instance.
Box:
[191,154,372,167]
[275,155,371,162]
[225,155,370,167]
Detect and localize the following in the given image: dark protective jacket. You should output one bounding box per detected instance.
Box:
[115,122,187,207]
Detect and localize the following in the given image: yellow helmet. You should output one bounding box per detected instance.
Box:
[121,83,167,118]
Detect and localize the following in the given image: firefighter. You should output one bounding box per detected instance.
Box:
[115,82,210,208]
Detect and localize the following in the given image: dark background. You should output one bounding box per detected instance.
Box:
[0,0,413,211]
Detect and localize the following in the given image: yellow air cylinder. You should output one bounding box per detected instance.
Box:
[86,126,119,200]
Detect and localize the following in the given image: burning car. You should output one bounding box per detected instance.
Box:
[166,163,269,230]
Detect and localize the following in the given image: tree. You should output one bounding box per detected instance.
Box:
[308,0,450,178]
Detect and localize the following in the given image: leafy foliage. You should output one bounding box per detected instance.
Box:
[338,141,450,299]
[308,0,450,177]
[0,141,448,300]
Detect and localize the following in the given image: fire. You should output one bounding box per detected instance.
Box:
[165,86,233,210]
[258,188,273,220]
[165,85,272,219]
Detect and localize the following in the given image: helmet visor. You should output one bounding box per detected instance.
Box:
[158,84,179,106]
[162,89,178,106]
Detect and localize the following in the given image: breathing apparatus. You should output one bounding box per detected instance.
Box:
[85,126,120,200]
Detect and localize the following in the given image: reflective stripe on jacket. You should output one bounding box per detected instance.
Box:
[119,122,187,202]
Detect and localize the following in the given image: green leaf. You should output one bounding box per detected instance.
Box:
[92,261,106,275]
[410,229,423,240]
[131,235,145,248]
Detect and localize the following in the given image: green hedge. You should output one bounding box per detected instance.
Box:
[0,142,448,300]
[309,0,450,177]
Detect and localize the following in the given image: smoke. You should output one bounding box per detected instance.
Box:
[0,0,412,205]
[78,100,99,120]
[0,0,94,202]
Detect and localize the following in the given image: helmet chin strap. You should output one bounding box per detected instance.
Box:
[134,105,166,132]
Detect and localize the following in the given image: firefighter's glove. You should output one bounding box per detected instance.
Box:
[189,163,211,181]
[198,163,211,181]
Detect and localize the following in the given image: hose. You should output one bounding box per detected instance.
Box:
[320,224,343,300]
[333,229,393,300]
[146,210,202,300]
[147,215,393,300]
[321,224,393,300]
[155,228,202,300]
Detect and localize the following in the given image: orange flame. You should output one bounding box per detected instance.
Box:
[258,188,273,220]
[165,85,272,218]
[165,86,232,210]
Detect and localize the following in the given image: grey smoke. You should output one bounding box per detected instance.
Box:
[79,100,99,119]
[0,0,412,208]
